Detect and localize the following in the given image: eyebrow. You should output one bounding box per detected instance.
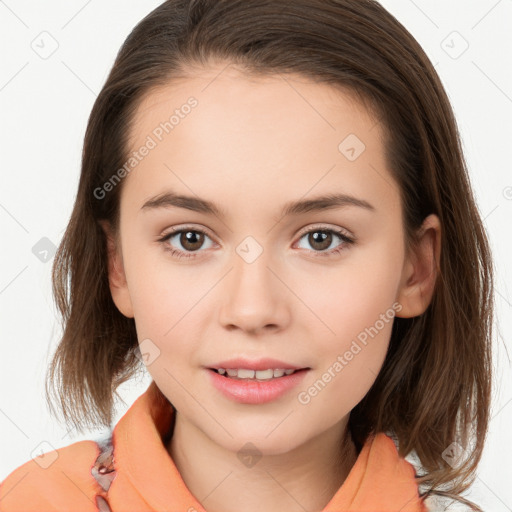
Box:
[140,190,376,218]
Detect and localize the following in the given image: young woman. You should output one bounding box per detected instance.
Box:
[0,1,494,511]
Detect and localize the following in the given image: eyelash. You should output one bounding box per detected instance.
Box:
[158,225,355,260]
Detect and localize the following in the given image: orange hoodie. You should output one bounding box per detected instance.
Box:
[0,380,428,511]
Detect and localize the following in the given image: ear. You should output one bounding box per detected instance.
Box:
[395,213,442,318]
[99,220,134,319]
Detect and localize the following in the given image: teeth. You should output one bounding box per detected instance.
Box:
[216,368,297,379]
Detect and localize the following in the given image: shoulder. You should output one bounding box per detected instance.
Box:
[0,439,103,512]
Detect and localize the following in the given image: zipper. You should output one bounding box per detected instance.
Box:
[92,436,116,511]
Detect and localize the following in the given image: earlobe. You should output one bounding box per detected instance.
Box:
[99,220,135,319]
[395,214,442,318]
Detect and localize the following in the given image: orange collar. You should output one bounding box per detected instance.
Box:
[0,380,427,511]
[107,380,427,511]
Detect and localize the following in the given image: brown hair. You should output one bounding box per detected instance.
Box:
[45,0,494,509]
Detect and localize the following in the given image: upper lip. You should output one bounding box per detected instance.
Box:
[206,357,309,371]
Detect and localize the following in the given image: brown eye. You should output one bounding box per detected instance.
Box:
[307,231,333,251]
[296,227,354,256]
[159,227,215,259]
[180,230,205,251]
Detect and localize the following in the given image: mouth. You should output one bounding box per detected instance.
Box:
[206,366,311,404]
[208,367,310,381]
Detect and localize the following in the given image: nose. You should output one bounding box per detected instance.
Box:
[218,246,291,335]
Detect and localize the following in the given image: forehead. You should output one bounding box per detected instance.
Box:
[130,65,380,143]
[122,64,399,219]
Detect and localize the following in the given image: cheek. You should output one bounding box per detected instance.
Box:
[300,284,395,422]
[121,246,178,338]
[297,241,401,389]
[123,238,197,312]
[124,249,212,362]
[298,252,402,338]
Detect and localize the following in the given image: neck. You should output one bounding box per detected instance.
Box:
[167,413,358,512]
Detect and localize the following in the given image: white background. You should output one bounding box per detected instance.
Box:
[1,1,511,510]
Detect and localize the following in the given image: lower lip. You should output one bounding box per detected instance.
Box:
[207,368,309,404]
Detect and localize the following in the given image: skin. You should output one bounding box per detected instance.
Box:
[103,62,441,512]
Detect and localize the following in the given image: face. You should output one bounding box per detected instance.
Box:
[104,63,439,456]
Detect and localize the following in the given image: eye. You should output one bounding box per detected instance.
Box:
[295,226,355,257]
[158,225,355,260]
[158,226,215,259]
